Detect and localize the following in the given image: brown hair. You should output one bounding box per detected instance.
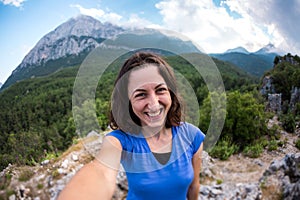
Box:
[109,51,182,134]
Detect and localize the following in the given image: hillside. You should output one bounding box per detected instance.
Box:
[0,52,257,171]
[210,52,277,77]
[0,119,299,199]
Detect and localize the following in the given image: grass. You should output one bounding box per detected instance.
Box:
[18,168,35,182]
[37,183,44,190]
[243,143,264,158]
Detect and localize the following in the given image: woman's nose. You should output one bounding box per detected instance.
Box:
[147,92,159,109]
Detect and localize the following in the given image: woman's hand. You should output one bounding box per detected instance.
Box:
[58,136,122,200]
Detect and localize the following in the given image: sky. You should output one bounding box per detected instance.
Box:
[1,0,300,84]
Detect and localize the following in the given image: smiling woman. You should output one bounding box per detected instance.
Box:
[58,51,205,200]
[128,66,172,130]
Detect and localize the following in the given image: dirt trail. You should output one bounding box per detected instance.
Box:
[207,132,299,185]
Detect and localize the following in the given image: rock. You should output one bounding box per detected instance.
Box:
[199,183,261,200]
[260,153,300,200]
[61,159,69,169]
[71,154,79,161]
[269,159,285,172]
[41,159,50,166]
[57,168,66,175]
[8,194,16,200]
[254,159,264,167]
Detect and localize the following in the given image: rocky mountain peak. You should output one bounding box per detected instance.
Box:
[17,15,124,69]
[50,15,116,39]
[254,43,282,55]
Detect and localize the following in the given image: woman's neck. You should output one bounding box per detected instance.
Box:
[143,127,172,153]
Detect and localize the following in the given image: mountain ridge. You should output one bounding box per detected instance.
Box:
[225,46,249,54]
[1,15,203,90]
[209,44,281,77]
[2,15,284,90]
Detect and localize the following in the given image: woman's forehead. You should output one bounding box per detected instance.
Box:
[130,65,164,83]
[128,65,166,93]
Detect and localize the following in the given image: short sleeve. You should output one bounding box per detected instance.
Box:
[185,123,205,154]
[106,130,132,152]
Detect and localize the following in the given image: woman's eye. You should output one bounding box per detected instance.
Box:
[135,93,146,98]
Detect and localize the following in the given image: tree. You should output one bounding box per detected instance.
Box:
[200,91,267,149]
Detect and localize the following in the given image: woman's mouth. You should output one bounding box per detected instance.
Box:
[145,108,164,120]
[146,109,162,117]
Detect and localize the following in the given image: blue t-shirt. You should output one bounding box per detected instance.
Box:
[107,122,205,200]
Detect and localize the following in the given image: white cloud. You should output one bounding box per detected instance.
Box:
[155,0,300,54]
[121,14,161,29]
[224,0,300,54]
[155,0,275,53]
[1,0,26,7]
[70,4,122,25]
[71,4,160,30]
[70,0,300,55]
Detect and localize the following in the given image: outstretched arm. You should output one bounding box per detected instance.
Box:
[187,143,203,200]
[58,136,122,200]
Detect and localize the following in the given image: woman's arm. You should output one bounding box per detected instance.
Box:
[187,143,203,200]
[58,136,122,200]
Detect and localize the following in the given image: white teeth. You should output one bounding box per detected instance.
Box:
[147,110,161,117]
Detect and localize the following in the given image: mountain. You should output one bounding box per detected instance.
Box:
[254,43,282,55]
[225,46,249,54]
[1,15,124,90]
[210,44,281,77]
[1,15,202,91]
[0,82,2,89]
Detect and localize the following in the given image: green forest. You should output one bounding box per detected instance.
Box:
[0,52,299,170]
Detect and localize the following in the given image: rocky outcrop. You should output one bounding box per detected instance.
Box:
[259,153,300,200]
[260,76,275,96]
[290,87,300,112]
[1,133,299,200]
[199,183,261,200]
[267,93,282,113]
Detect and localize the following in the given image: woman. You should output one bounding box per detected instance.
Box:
[58,51,205,200]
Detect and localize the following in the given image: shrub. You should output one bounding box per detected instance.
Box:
[208,137,238,160]
[258,137,269,148]
[280,113,296,133]
[243,143,264,158]
[268,140,278,151]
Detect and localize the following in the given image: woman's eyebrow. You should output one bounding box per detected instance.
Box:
[155,83,167,89]
[133,88,146,93]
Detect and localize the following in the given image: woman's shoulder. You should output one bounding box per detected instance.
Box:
[176,122,205,153]
[176,122,203,133]
[106,129,139,151]
[106,129,127,137]
[174,122,205,140]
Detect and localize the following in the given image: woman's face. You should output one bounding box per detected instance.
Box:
[128,65,172,129]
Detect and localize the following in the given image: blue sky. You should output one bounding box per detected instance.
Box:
[1,0,300,83]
